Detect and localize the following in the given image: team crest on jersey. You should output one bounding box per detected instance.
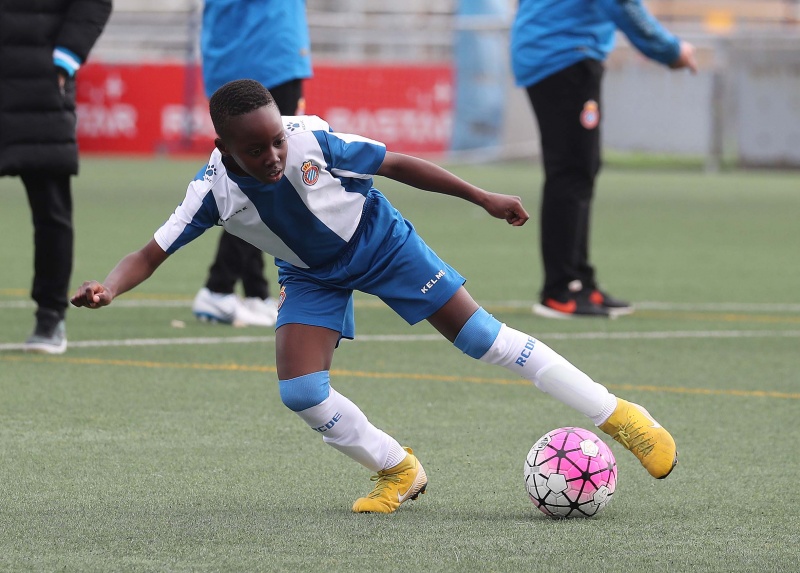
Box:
[580,100,599,130]
[204,164,217,181]
[301,160,320,186]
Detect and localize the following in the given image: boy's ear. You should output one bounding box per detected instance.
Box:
[214,137,230,156]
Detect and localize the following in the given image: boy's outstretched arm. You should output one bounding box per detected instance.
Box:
[376,151,529,226]
[70,239,169,309]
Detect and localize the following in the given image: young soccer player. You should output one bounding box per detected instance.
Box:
[71,79,677,514]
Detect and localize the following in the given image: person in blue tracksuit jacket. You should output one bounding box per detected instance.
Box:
[511,0,696,319]
[192,0,313,327]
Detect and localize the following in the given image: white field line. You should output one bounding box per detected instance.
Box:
[2,330,800,352]
[2,299,800,312]
[505,301,800,313]
[3,297,799,351]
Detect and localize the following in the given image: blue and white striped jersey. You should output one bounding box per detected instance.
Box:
[153,115,387,269]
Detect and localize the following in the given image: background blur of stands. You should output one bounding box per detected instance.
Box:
[81,0,800,169]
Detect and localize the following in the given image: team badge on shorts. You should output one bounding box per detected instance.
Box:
[301,160,320,186]
[580,100,600,130]
[278,285,286,310]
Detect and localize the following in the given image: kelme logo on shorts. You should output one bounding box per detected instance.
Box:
[301,160,320,186]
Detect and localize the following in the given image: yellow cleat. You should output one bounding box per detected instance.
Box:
[352,447,428,514]
[599,399,678,479]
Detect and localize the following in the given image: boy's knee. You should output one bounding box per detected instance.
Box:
[278,371,331,411]
[453,307,502,359]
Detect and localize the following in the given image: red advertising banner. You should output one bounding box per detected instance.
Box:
[76,62,453,157]
[305,64,453,155]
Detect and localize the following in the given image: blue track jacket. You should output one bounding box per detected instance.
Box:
[201,0,312,96]
[511,0,681,87]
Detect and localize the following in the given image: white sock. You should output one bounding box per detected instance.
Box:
[480,324,618,424]
[293,387,406,472]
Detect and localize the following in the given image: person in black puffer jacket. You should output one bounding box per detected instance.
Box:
[0,0,111,353]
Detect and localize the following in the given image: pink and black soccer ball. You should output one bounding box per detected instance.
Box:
[524,426,617,518]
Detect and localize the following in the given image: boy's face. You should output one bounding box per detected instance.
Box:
[215,104,287,184]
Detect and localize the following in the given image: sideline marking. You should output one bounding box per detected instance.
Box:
[3,298,800,312]
[2,329,800,352]
[2,353,799,401]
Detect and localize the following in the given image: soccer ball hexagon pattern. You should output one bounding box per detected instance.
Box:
[524,426,617,518]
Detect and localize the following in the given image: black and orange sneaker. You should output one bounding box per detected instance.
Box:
[532,295,610,319]
[587,288,634,316]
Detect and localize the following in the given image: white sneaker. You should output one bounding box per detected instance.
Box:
[192,287,238,324]
[240,296,278,327]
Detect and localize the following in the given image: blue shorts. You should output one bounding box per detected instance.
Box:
[276,191,466,339]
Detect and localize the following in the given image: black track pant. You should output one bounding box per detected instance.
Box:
[22,172,73,318]
[526,59,603,301]
[204,79,304,298]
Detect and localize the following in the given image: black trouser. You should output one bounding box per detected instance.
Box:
[205,79,304,298]
[22,172,73,319]
[526,59,603,301]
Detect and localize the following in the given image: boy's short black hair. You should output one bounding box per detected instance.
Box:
[210,79,276,138]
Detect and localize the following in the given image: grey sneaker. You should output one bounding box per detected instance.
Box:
[24,319,67,355]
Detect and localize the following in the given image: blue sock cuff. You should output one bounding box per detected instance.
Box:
[279,371,331,412]
[453,307,502,359]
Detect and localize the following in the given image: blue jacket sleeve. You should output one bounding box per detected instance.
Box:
[597,0,681,66]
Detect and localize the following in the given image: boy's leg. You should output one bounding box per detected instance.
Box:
[430,289,677,479]
[239,244,268,300]
[205,230,245,295]
[276,323,426,513]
